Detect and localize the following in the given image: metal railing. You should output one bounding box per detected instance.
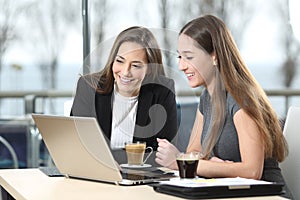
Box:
[0,90,73,115]
[0,89,300,116]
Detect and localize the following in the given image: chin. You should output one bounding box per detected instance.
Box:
[189,83,199,88]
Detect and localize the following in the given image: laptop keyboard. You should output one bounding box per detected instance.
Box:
[121,172,152,180]
[121,168,175,181]
[39,166,63,177]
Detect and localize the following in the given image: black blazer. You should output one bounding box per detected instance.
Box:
[71,74,178,150]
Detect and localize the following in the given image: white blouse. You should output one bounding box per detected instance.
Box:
[110,88,138,149]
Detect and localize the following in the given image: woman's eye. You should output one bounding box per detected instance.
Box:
[132,64,142,68]
[115,58,123,63]
[177,55,192,60]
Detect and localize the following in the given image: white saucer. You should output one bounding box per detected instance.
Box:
[120,163,152,168]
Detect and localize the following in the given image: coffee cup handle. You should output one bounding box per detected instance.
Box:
[142,147,153,164]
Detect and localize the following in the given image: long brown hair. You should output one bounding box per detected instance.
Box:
[180,15,288,162]
[87,26,165,94]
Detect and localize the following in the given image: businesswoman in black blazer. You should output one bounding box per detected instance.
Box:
[71,26,178,153]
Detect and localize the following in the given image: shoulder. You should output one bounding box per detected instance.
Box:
[77,72,103,87]
[226,92,240,116]
[75,73,101,95]
[78,72,101,83]
[142,75,175,93]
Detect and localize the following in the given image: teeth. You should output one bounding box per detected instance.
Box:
[120,77,131,83]
[187,73,194,77]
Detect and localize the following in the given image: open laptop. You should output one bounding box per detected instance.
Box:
[31,114,174,185]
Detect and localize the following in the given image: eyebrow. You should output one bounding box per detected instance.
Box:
[116,55,144,64]
[116,55,125,59]
[176,50,194,54]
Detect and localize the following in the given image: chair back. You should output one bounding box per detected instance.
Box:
[280,106,300,200]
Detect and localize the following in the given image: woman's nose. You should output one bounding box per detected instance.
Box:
[121,64,131,76]
[178,59,187,71]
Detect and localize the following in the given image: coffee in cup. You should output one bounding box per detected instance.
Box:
[125,142,153,165]
[176,152,201,178]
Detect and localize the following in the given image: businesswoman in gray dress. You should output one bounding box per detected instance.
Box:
[71,26,178,152]
[155,15,292,198]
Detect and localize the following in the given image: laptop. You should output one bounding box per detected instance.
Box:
[31,114,174,185]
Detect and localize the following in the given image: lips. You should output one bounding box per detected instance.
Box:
[119,76,133,84]
[185,72,195,80]
[186,73,194,77]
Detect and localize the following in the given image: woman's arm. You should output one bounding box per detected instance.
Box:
[155,109,203,169]
[186,109,203,153]
[135,78,178,150]
[159,79,178,142]
[196,109,264,179]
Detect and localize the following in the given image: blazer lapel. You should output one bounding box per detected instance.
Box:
[135,87,153,131]
[94,87,154,141]
[95,92,112,140]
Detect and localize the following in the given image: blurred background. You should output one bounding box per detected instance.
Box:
[1,0,300,117]
[0,0,299,168]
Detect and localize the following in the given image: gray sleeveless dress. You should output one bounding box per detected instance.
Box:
[199,89,292,199]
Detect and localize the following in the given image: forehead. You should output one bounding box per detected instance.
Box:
[178,34,210,58]
[118,42,146,57]
[178,34,199,53]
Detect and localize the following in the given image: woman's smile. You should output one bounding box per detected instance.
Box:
[119,75,134,84]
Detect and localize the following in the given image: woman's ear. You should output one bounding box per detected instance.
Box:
[212,52,218,66]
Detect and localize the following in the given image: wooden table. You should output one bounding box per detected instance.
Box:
[0,168,288,200]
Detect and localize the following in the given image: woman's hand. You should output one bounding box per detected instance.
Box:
[155,138,179,169]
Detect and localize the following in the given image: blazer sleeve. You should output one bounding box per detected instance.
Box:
[156,78,178,142]
[134,77,178,150]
